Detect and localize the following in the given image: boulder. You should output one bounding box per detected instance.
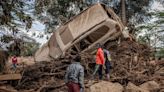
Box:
[86,81,123,92]
[139,81,160,92]
[125,82,148,92]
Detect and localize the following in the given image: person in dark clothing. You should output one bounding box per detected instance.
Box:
[103,48,111,80]
[65,55,84,92]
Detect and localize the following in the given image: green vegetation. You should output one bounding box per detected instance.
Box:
[8,40,40,56]
[34,0,154,32]
[0,0,32,29]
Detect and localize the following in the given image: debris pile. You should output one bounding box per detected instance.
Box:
[1,40,163,92]
[15,59,70,92]
[110,40,153,85]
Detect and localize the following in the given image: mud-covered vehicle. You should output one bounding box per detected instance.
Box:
[35,3,124,62]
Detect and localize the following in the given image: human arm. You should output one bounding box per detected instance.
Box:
[79,67,84,89]
[107,53,112,61]
[104,49,112,61]
[80,88,84,92]
[64,67,69,84]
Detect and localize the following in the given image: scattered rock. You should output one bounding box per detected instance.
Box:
[139,81,160,92]
[125,82,148,92]
[87,81,123,92]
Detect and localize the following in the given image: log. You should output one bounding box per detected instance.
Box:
[41,71,65,76]
[0,74,22,81]
[0,86,17,92]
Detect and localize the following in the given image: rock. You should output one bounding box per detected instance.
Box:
[125,82,149,92]
[86,81,123,92]
[154,67,164,76]
[159,89,164,92]
[149,60,157,66]
[139,81,160,92]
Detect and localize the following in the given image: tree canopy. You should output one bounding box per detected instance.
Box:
[0,0,33,30]
[34,0,155,32]
[137,10,164,47]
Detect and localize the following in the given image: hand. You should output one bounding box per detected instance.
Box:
[103,65,106,69]
[80,87,84,92]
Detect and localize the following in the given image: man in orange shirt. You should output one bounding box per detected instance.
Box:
[93,43,105,80]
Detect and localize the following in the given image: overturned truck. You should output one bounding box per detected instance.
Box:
[35,3,125,62]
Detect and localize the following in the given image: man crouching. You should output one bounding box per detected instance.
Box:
[65,55,84,92]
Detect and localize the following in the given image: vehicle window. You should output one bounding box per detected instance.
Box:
[75,25,109,51]
[66,45,79,56]
[89,25,109,42]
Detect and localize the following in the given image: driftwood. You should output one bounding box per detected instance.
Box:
[0,86,17,92]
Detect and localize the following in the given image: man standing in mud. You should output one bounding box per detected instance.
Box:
[65,55,84,92]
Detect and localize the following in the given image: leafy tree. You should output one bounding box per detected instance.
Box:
[137,10,164,59]
[21,42,40,56]
[34,0,155,33]
[7,38,40,56]
[34,0,87,32]
[155,48,164,58]
[0,0,33,30]
[0,0,35,52]
[137,10,164,46]
[0,35,13,43]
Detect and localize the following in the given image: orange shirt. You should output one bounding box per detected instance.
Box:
[96,48,105,65]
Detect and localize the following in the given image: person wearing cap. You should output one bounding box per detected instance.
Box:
[65,55,84,92]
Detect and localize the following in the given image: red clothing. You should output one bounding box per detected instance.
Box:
[96,48,105,65]
[12,57,17,64]
[67,82,80,92]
